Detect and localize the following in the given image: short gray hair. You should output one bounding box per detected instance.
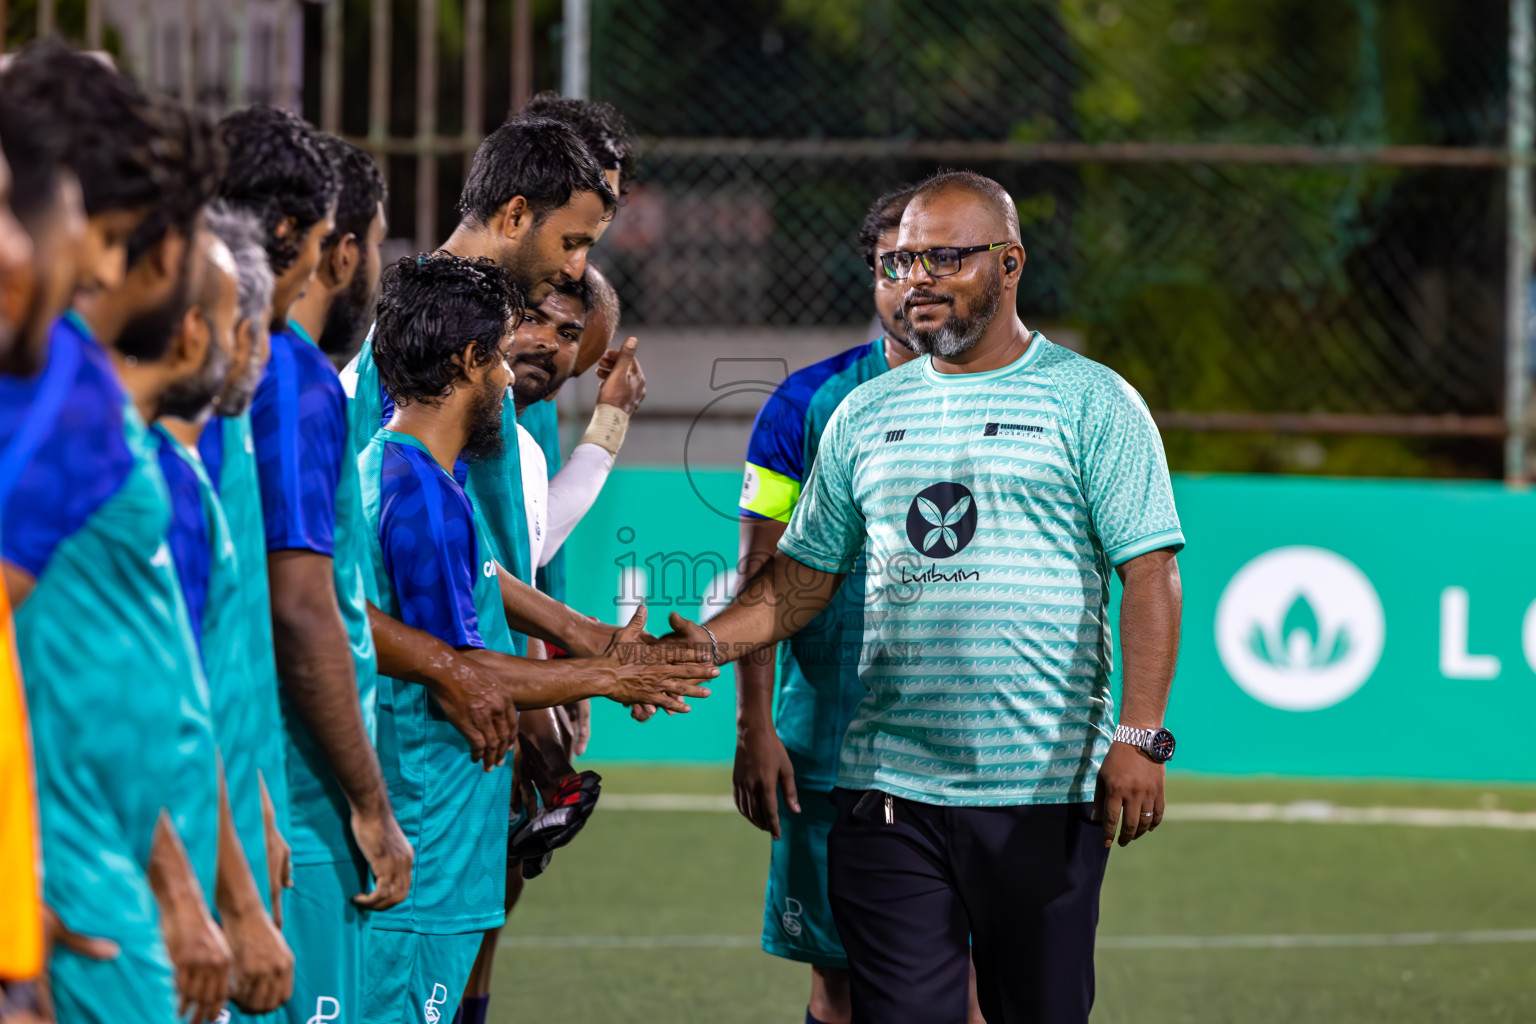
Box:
[204,199,274,326]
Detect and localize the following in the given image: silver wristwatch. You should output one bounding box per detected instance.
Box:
[1113,724,1176,763]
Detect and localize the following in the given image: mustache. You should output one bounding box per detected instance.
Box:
[903,290,953,314]
[514,351,558,377]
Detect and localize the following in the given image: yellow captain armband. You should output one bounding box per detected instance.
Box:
[739,462,801,522]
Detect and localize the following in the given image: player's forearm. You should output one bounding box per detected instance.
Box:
[149,813,210,920]
[367,602,468,695]
[459,648,621,709]
[734,518,785,726]
[710,551,842,658]
[495,564,612,656]
[268,561,390,817]
[1115,549,1183,729]
[213,762,267,923]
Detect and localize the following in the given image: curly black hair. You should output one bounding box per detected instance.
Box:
[125,97,224,270]
[0,86,66,222]
[458,114,615,226]
[857,183,921,274]
[217,105,339,274]
[316,134,386,249]
[522,91,636,197]
[0,39,164,218]
[374,254,524,407]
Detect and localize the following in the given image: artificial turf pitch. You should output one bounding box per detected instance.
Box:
[491,767,1536,1023]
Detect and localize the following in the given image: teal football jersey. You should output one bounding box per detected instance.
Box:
[359,429,515,933]
[201,412,288,902]
[740,338,891,788]
[159,427,275,912]
[780,335,1185,806]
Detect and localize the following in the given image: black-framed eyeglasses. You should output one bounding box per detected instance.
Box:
[879,242,1009,280]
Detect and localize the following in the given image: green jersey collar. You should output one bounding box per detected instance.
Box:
[921,331,1047,386]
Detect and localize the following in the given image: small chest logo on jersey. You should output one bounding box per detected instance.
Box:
[905,482,977,559]
[884,429,906,443]
[983,422,1043,437]
[483,560,496,578]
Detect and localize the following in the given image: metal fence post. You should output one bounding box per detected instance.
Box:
[1507,0,1533,481]
[512,0,532,112]
[416,0,439,250]
[321,0,343,133]
[562,0,588,99]
[368,0,390,152]
[463,0,484,146]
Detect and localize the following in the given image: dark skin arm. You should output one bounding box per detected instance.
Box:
[675,549,846,659]
[368,603,516,770]
[732,519,801,839]
[213,760,292,1014]
[1093,548,1183,848]
[494,564,621,658]
[266,550,412,910]
[460,605,718,713]
[148,813,229,1024]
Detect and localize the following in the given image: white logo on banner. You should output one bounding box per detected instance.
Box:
[1215,546,1384,711]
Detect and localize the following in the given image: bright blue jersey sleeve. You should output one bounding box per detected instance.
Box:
[0,316,135,576]
[741,342,876,522]
[154,431,212,646]
[250,327,348,555]
[378,439,483,650]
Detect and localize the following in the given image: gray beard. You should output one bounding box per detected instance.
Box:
[907,314,989,358]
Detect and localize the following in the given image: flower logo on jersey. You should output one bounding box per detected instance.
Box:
[423,984,449,1024]
[905,482,977,559]
[1215,546,1384,711]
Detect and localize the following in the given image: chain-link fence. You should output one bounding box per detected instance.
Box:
[589,0,1525,477]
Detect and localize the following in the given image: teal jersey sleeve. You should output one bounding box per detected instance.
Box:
[778,399,867,575]
[1072,373,1185,565]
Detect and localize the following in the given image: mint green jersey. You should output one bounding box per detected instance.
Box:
[740,338,892,788]
[359,430,514,932]
[779,335,1185,805]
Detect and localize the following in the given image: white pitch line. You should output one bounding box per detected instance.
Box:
[499,929,1536,952]
[598,794,1536,830]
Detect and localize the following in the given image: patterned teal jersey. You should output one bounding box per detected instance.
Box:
[740,338,891,788]
[159,427,275,913]
[199,412,287,903]
[779,334,1185,806]
[359,429,514,933]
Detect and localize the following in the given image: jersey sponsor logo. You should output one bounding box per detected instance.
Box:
[423,984,449,1024]
[781,897,805,937]
[483,559,496,578]
[306,997,341,1024]
[884,428,906,443]
[983,421,1043,437]
[1216,546,1384,711]
[904,482,977,559]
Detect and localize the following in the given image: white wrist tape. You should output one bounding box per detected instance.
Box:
[579,403,630,457]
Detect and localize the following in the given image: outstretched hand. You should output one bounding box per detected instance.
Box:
[602,605,718,713]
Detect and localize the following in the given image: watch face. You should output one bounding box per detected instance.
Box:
[1150,728,1176,762]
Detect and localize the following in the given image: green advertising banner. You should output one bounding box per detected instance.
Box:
[564,469,1536,782]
